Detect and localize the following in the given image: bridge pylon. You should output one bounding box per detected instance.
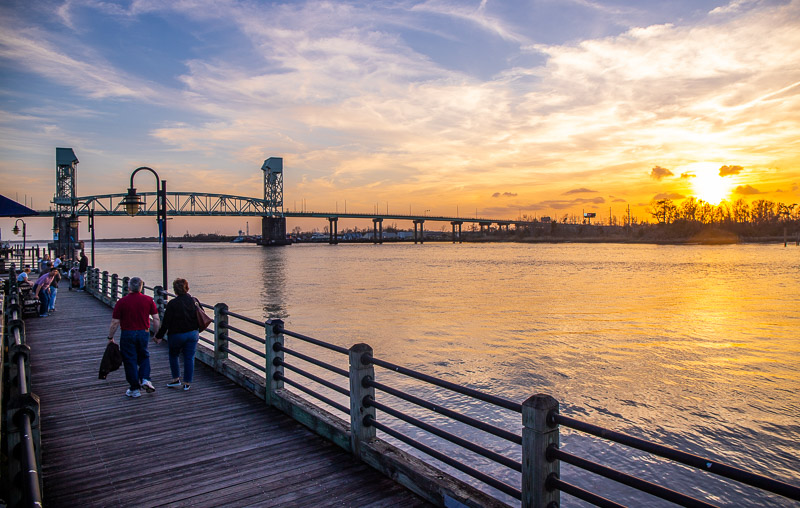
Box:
[258,157,290,246]
[53,148,82,258]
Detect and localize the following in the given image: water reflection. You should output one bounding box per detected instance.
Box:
[259,246,287,319]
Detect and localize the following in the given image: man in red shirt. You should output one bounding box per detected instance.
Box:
[107,277,160,398]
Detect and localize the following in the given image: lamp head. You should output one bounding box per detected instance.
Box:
[121,187,142,216]
[12,225,20,235]
[69,215,80,228]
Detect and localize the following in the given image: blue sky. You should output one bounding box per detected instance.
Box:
[1,0,799,238]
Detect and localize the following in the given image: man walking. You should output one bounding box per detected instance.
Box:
[107,277,160,398]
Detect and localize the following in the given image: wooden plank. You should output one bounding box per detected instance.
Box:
[25,288,430,507]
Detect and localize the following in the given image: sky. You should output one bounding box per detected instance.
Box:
[1,0,799,239]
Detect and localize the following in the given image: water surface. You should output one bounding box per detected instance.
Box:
[88,241,800,506]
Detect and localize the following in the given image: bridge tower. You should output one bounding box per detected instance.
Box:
[53,147,81,257]
[258,157,290,246]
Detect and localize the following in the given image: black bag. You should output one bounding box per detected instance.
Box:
[99,341,122,379]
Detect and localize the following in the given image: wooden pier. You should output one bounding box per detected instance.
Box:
[25,288,429,507]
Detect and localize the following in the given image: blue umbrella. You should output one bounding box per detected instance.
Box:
[0,194,39,217]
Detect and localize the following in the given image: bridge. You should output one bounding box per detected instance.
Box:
[38,147,541,252]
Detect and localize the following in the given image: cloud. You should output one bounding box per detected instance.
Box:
[710,0,759,16]
[653,192,684,200]
[680,172,695,179]
[719,165,744,176]
[539,196,606,209]
[563,187,597,194]
[492,191,518,198]
[650,166,673,180]
[734,184,760,195]
[612,198,626,202]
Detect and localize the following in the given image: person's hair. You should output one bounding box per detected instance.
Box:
[128,277,144,293]
[172,278,189,295]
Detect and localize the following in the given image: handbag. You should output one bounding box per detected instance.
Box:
[194,297,213,332]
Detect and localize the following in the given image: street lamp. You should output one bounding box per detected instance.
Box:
[120,167,168,289]
[88,209,96,267]
[12,218,26,268]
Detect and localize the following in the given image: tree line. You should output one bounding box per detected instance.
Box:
[647,197,798,236]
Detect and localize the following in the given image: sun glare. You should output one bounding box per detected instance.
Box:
[684,163,735,205]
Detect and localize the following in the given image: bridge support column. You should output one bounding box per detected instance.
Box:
[451,221,463,243]
[328,217,339,245]
[413,220,425,244]
[372,218,383,244]
[259,216,290,246]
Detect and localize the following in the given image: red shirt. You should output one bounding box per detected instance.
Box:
[112,292,158,331]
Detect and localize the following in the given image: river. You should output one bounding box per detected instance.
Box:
[78,241,799,506]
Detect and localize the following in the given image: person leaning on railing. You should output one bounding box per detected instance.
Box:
[154,278,200,392]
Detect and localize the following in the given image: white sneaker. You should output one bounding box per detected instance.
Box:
[125,389,141,398]
[141,380,156,393]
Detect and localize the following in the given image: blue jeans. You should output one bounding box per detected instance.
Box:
[49,287,57,310]
[38,287,51,316]
[168,330,199,383]
[79,273,85,290]
[120,330,151,390]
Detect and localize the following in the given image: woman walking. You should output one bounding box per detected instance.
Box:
[155,278,200,391]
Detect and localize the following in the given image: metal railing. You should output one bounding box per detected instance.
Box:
[82,268,800,507]
[2,265,43,508]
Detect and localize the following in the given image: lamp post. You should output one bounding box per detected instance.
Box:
[88,209,96,267]
[12,219,26,268]
[69,214,80,263]
[120,167,168,289]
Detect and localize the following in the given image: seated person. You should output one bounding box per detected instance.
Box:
[17,265,31,282]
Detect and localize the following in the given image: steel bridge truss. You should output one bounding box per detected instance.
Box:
[73,192,271,217]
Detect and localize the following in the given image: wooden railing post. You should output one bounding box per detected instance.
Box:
[349,343,376,458]
[110,273,119,304]
[265,319,284,407]
[121,277,130,297]
[522,394,560,508]
[213,303,228,373]
[101,271,109,304]
[153,286,167,321]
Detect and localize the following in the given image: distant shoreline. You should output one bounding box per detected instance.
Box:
[71,235,800,245]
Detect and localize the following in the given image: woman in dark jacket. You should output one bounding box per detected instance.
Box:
[155,278,200,391]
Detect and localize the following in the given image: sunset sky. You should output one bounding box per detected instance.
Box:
[1,0,799,239]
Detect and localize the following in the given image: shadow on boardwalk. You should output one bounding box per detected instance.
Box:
[26,288,429,507]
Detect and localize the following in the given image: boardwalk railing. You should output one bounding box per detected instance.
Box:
[79,268,800,507]
[1,265,43,508]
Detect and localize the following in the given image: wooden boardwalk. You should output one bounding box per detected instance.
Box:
[25,287,429,507]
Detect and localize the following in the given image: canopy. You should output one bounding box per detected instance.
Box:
[0,194,39,217]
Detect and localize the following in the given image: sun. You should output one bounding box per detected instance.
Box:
[682,163,736,205]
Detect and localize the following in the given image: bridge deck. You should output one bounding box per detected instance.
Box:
[26,288,428,507]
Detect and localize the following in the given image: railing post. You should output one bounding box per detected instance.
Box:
[349,343,376,458]
[101,270,109,304]
[265,319,284,407]
[213,303,229,373]
[154,286,167,322]
[110,273,119,304]
[522,394,560,508]
[121,276,130,297]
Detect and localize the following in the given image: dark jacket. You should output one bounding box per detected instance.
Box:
[98,341,122,379]
[79,255,88,273]
[156,293,199,339]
